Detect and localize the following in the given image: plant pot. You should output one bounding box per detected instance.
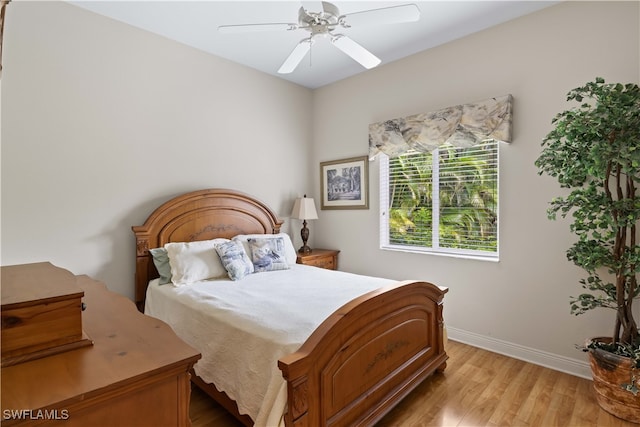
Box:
[587,337,640,424]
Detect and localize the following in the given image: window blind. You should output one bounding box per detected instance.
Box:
[380,141,499,259]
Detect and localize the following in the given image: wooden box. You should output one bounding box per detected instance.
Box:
[1,262,92,367]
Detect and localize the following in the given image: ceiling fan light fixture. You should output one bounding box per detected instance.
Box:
[331,34,381,69]
[278,38,314,74]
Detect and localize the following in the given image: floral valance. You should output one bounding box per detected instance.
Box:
[368,94,513,159]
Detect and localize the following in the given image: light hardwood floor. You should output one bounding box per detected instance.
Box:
[189,340,637,427]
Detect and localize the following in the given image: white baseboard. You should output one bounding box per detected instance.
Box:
[445,326,593,380]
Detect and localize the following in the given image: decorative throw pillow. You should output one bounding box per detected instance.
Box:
[233,233,297,266]
[248,236,290,272]
[215,240,254,281]
[165,238,229,285]
[149,247,172,285]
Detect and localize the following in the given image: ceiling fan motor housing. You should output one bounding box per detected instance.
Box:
[299,1,341,37]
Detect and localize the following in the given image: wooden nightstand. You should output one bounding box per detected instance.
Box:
[296,249,340,270]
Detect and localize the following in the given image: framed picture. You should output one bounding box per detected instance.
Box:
[320,156,369,210]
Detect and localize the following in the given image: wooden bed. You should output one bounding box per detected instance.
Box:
[132,188,448,427]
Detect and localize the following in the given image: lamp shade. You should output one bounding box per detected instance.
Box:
[291,196,318,220]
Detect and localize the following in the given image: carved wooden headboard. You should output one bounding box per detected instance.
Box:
[132,188,283,311]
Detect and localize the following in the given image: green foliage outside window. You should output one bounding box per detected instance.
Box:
[388,142,498,253]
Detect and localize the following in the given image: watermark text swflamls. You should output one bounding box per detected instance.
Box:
[3,409,69,421]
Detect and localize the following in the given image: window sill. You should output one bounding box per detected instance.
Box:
[380,245,499,262]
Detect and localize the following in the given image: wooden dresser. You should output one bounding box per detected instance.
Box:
[296,249,340,270]
[1,263,201,426]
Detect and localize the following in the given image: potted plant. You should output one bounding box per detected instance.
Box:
[535,77,640,423]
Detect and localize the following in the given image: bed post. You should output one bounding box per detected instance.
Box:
[132,226,158,312]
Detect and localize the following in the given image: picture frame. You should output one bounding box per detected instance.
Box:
[320,155,369,210]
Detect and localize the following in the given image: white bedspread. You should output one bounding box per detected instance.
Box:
[144,264,395,426]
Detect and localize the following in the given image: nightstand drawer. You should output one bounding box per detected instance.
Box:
[296,249,339,271]
[307,256,335,270]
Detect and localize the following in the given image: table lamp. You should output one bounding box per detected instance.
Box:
[291,194,318,254]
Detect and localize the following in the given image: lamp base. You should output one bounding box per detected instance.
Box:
[298,245,312,254]
[299,220,312,254]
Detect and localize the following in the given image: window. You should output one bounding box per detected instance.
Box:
[379,140,499,260]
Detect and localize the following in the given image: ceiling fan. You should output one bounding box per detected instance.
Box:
[218,1,420,74]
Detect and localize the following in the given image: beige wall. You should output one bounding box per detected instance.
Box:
[310,1,639,376]
[2,1,639,378]
[1,1,313,296]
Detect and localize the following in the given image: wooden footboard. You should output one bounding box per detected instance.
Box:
[278,280,448,427]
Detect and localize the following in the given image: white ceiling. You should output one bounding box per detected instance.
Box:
[70,1,558,89]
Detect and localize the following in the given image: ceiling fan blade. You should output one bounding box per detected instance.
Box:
[341,4,420,27]
[218,23,296,34]
[331,35,381,69]
[278,39,313,74]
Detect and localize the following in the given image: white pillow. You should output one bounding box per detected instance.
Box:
[232,233,297,265]
[165,238,229,285]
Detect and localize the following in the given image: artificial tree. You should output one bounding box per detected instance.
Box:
[535,77,640,362]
